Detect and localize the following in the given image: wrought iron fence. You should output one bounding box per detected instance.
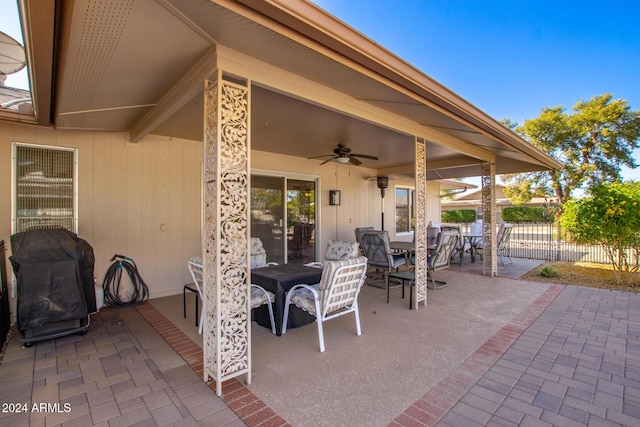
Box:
[508,222,609,263]
[447,221,638,266]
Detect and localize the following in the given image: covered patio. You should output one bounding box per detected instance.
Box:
[1,0,565,412]
[0,264,557,426]
[5,253,640,426]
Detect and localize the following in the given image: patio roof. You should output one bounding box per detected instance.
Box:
[13,0,560,180]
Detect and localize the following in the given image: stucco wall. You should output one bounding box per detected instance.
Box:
[1,123,440,306]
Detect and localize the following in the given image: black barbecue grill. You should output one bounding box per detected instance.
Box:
[9,228,96,345]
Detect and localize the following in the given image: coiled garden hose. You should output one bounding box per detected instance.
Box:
[102,254,149,307]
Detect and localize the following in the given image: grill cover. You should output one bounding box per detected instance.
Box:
[9,229,96,332]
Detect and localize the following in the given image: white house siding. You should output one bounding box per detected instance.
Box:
[0,124,202,304]
[1,123,440,306]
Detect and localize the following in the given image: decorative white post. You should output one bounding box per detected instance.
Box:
[202,71,252,396]
[481,161,497,277]
[413,137,427,308]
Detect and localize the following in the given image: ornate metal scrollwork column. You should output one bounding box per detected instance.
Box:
[203,71,251,396]
[481,161,497,277]
[413,138,427,308]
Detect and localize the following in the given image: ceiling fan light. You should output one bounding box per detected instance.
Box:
[335,156,350,164]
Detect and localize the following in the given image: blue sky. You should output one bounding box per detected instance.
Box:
[0,0,25,88]
[312,0,640,180]
[2,1,639,179]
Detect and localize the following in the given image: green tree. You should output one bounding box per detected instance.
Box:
[560,181,640,285]
[503,94,640,204]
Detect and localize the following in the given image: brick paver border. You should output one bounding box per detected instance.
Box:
[136,304,291,427]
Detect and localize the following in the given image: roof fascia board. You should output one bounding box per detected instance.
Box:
[216,45,494,162]
[232,0,560,171]
[19,0,55,126]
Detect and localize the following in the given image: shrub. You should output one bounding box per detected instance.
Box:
[501,206,550,222]
[560,181,640,285]
[539,265,559,278]
[441,209,476,223]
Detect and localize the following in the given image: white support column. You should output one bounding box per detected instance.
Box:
[202,71,252,396]
[413,137,427,308]
[481,161,497,277]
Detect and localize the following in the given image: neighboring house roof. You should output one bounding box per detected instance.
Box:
[0,84,32,115]
[442,184,552,207]
[7,0,561,179]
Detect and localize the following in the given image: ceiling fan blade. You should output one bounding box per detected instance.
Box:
[350,153,379,161]
[308,154,335,159]
[349,157,362,166]
[320,157,337,165]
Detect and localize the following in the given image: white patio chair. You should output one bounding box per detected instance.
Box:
[188,257,277,335]
[305,240,360,268]
[186,258,205,334]
[250,284,277,335]
[282,256,368,352]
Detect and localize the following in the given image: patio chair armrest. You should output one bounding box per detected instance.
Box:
[287,283,320,298]
[304,261,324,269]
[250,283,276,307]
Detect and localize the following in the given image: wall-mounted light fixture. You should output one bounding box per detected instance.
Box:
[329,190,341,206]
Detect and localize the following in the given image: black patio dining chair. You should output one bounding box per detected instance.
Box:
[426,230,460,289]
[354,226,375,255]
[440,225,470,265]
[476,223,514,265]
[359,230,406,299]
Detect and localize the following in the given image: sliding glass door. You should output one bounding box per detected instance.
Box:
[251,175,285,264]
[286,179,316,263]
[251,174,317,264]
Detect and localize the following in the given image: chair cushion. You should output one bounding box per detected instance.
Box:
[289,284,320,315]
[250,237,268,268]
[325,240,360,261]
[250,286,275,309]
[290,256,367,317]
[391,254,406,269]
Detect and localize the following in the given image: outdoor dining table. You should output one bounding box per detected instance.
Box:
[462,233,483,262]
[390,241,436,258]
[251,263,323,336]
[389,241,414,252]
[390,241,414,268]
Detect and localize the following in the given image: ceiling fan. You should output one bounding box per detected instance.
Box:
[308,144,379,165]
